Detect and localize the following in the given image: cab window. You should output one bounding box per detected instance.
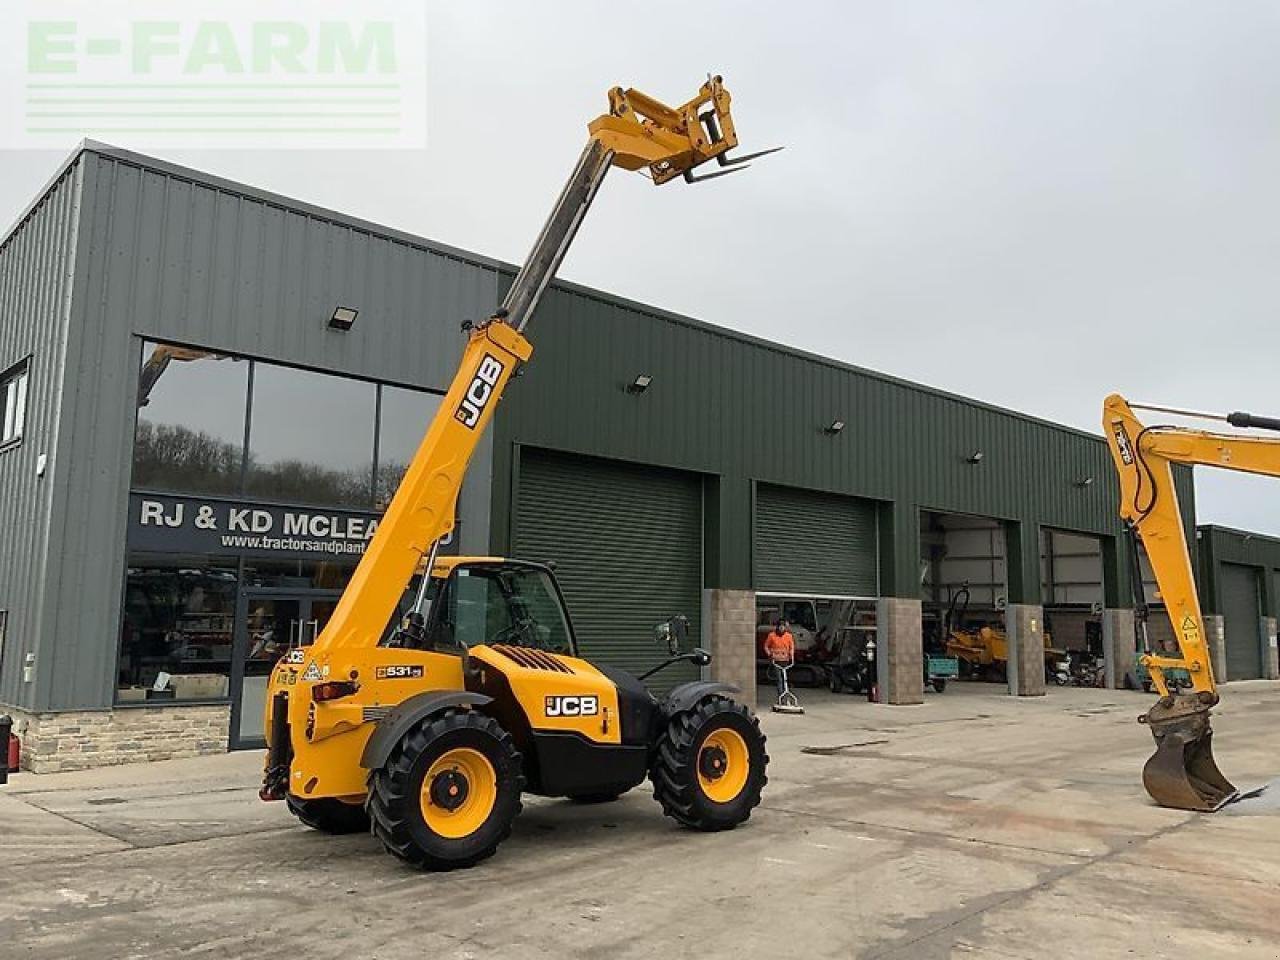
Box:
[430,565,574,655]
[782,601,817,633]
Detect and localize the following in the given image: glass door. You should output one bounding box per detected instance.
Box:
[230,591,343,748]
[234,595,300,746]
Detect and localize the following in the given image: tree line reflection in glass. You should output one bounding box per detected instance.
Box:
[132,342,441,510]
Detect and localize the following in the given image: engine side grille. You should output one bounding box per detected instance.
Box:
[492,644,572,673]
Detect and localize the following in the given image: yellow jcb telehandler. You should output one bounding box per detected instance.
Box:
[259,76,779,869]
[1104,394,1280,811]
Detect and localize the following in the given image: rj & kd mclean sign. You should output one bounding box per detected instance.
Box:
[127,493,456,559]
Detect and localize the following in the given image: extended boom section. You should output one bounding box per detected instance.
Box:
[1104,393,1280,811]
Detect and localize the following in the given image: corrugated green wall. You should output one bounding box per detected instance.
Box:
[1198,525,1280,619]
[491,279,1195,605]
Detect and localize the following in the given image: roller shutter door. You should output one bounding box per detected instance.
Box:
[755,484,878,596]
[1221,563,1262,680]
[514,448,702,688]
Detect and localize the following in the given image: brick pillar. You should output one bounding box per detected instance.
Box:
[1203,615,1227,683]
[1263,617,1279,680]
[876,597,923,705]
[1006,603,1046,697]
[1102,608,1136,690]
[705,589,757,710]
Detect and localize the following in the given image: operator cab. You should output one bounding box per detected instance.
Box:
[389,557,579,657]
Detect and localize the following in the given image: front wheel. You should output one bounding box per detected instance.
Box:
[650,696,768,831]
[931,679,946,693]
[367,709,524,871]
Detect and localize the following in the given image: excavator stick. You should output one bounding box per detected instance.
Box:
[1140,693,1238,812]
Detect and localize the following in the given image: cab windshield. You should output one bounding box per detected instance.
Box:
[428,564,575,656]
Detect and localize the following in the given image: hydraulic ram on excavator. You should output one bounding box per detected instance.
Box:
[1104,394,1280,811]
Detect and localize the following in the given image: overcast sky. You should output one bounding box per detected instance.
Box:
[3,0,1278,535]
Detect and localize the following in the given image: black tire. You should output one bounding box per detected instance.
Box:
[366,709,523,871]
[567,792,622,804]
[286,795,370,835]
[931,679,946,693]
[650,696,768,832]
[828,672,843,694]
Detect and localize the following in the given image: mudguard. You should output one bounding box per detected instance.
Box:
[663,681,741,717]
[360,690,493,770]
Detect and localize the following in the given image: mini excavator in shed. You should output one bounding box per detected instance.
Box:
[259,76,779,870]
[1105,394,1280,811]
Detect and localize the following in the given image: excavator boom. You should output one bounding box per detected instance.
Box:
[1103,393,1280,810]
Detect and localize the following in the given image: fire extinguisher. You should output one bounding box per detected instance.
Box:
[0,714,14,784]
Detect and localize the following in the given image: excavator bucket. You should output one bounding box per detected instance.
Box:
[1141,694,1238,812]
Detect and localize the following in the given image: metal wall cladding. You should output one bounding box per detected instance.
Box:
[491,280,1191,595]
[1220,562,1263,680]
[1197,524,1280,619]
[754,484,878,596]
[512,447,703,691]
[19,145,511,711]
[0,160,84,711]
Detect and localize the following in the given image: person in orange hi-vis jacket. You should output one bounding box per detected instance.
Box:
[763,620,795,697]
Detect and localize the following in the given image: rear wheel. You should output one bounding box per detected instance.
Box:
[931,678,946,693]
[650,696,768,831]
[286,795,370,834]
[367,709,523,871]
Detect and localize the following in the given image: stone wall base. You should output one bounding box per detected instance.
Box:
[876,597,923,705]
[1203,615,1227,684]
[1102,608,1136,690]
[0,703,231,774]
[1007,604,1046,697]
[705,589,758,710]
[1265,617,1279,681]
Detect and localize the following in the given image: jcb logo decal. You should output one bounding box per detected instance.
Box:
[545,695,599,717]
[455,354,505,429]
[1113,424,1135,465]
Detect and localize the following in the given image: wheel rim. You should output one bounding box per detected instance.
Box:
[420,747,498,839]
[697,727,751,803]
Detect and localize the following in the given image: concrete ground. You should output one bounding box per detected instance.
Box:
[3,681,1280,960]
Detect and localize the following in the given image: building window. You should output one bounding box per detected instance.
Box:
[133,343,249,495]
[376,384,443,508]
[1,360,30,447]
[129,340,445,513]
[116,554,238,702]
[242,558,357,590]
[245,360,376,509]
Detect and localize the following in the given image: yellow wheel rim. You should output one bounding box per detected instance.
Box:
[697,728,751,803]
[420,747,498,839]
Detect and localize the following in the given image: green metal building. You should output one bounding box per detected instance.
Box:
[0,143,1204,771]
[1197,525,1280,681]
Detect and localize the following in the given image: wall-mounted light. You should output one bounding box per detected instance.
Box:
[329,306,359,331]
[824,419,845,435]
[1074,476,1095,488]
[967,450,985,464]
[627,374,653,394]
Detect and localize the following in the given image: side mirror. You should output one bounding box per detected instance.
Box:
[690,647,711,667]
[654,615,690,656]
